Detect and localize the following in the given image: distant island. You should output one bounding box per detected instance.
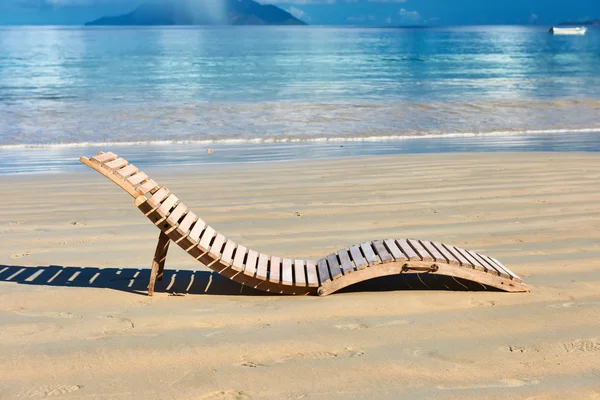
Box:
[559,18,600,26]
[86,0,306,26]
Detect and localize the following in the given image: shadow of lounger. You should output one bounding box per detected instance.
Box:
[0,264,498,296]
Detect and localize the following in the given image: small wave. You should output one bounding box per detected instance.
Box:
[1,127,599,150]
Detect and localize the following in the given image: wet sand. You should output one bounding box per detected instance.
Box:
[1,152,600,399]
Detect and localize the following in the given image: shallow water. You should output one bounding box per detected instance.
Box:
[2,130,599,175]
[1,25,600,147]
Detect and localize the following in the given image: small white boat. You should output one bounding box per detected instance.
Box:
[549,26,587,35]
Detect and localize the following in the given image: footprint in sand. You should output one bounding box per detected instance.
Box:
[197,391,250,400]
[470,299,496,307]
[375,319,412,327]
[563,339,600,353]
[278,347,364,363]
[11,251,32,259]
[95,315,135,337]
[437,378,539,390]
[11,309,81,319]
[508,346,526,353]
[286,394,307,400]
[48,312,80,319]
[196,321,226,329]
[239,347,364,368]
[549,301,578,309]
[240,360,267,368]
[414,349,474,365]
[334,322,369,330]
[23,384,83,397]
[132,299,152,307]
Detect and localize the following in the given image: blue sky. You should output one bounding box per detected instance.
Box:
[1,0,599,26]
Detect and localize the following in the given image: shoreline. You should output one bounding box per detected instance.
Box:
[2,127,600,149]
[2,130,600,175]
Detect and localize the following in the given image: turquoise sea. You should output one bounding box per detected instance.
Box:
[1,25,599,172]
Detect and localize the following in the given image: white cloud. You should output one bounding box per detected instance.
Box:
[260,0,336,4]
[346,15,364,22]
[18,0,124,7]
[528,13,539,23]
[46,0,91,4]
[287,6,310,20]
[397,8,420,21]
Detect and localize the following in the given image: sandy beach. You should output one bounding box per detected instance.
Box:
[1,152,600,399]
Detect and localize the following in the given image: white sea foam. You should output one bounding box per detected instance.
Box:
[1,127,599,150]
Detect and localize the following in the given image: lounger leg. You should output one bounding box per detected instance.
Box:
[148,231,170,296]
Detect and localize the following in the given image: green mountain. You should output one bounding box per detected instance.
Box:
[86,0,306,26]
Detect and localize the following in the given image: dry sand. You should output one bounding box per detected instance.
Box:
[1,152,600,399]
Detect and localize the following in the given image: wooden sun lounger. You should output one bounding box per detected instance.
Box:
[80,152,529,296]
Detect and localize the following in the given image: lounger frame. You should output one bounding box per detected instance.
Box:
[80,152,529,296]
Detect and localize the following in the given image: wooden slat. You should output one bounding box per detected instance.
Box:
[395,239,419,261]
[407,239,433,262]
[269,256,281,284]
[282,258,293,285]
[294,259,306,287]
[146,186,170,208]
[483,256,508,276]
[338,248,354,274]
[82,156,139,198]
[460,248,491,273]
[383,239,405,261]
[419,240,446,263]
[360,242,379,265]
[138,181,157,195]
[231,245,247,272]
[467,250,505,277]
[128,172,148,186]
[349,245,368,269]
[166,203,187,226]
[104,157,128,170]
[188,218,206,244]
[91,152,117,163]
[480,256,512,279]
[146,186,169,209]
[481,255,515,279]
[176,211,197,236]
[317,258,330,284]
[220,240,236,266]
[305,261,318,287]
[208,233,226,259]
[443,244,472,267]
[157,194,178,219]
[453,247,485,272]
[198,226,215,252]
[256,253,269,280]
[488,256,522,282]
[432,242,460,266]
[473,250,505,276]
[326,253,343,280]
[115,164,138,179]
[373,240,393,263]
[244,250,258,277]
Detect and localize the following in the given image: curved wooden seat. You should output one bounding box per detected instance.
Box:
[80,152,529,296]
